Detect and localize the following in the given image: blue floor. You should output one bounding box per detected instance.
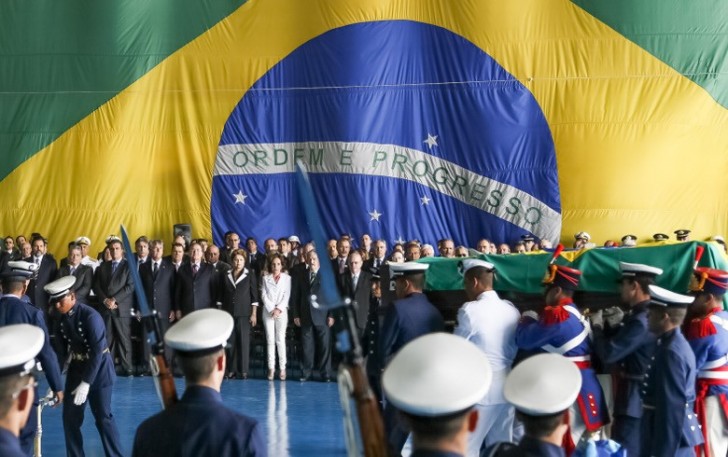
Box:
[37,377,346,456]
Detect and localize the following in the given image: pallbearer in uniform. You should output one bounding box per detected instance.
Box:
[454,259,520,455]
[487,353,583,457]
[0,325,45,457]
[382,333,493,457]
[132,309,266,456]
[515,264,609,452]
[589,262,661,456]
[640,285,703,457]
[685,268,728,457]
[0,261,64,456]
[45,276,124,457]
[379,262,445,455]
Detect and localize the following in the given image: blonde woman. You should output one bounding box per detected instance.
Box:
[261,253,291,380]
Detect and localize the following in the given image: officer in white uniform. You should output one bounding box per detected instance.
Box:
[454,259,520,455]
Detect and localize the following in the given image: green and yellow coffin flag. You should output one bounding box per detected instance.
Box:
[1,0,726,255]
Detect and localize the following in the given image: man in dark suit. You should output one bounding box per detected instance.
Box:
[205,244,231,274]
[331,237,351,275]
[292,250,333,382]
[57,245,93,304]
[364,239,387,272]
[24,235,58,314]
[219,231,240,265]
[244,237,266,277]
[175,241,217,317]
[140,240,176,364]
[339,251,372,338]
[93,239,135,376]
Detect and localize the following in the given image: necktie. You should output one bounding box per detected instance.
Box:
[352,275,358,290]
[309,270,315,285]
[70,266,76,275]
[339,258,345,273]
[111,261,118,274]
[192,264,198,277]
[35,257,41,266]
[375,258,381,268]
[153,262,158,277]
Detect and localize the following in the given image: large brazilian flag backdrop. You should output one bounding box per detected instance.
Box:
[1,0,727,255]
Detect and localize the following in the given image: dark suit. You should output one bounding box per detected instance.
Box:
[219,269,259,376]
[93,259,135,373]
[212,261,231,274]
[58,263,94,304]
[339,270,372,335]
[246,251,266,277]
[25,254,58,312]
[363,256,386,272]
[292,268,331,380]
[175,262,217,316]
[140,258,176,364]
[132,386,265,457]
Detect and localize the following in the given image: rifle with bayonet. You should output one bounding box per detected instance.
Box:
[294,161,386,457]
[120,224,177,408]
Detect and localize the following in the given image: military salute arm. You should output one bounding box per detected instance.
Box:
[294,162,386,457]
[120,225,177,408]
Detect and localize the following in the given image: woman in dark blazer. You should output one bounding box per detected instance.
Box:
[219,249,259,379]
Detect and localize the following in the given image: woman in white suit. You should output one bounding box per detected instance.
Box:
[261,253,291,380]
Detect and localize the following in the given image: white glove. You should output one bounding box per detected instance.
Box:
[71,381,90,405]
[589,309,604,329]
[521,310,539,321]
[603,306,625,328]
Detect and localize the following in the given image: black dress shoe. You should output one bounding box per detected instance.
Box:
[241,373,248,380]
[299,375,311,382]
[226,372,236,380]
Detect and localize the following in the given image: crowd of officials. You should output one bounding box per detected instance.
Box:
[0,228,727,457]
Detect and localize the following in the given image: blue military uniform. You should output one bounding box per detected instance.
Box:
[486,436,565,457]
[1,285,63,456]
[58,301,123,457]
[685,309,728,455]
[0,427,24,457]
[592,301,656,454]
[515,299,610,438]
[132,385,266,456]
[133,308,266,456]
[380,291,445,454]
[640,327,703,456]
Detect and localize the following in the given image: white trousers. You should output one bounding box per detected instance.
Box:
[704,396,728,457]
[466,403,515,457]
[263,310,288,370]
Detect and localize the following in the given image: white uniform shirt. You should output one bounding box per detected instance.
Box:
[454,290,520,405]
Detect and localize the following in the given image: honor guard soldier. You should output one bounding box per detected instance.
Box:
[641,285,703,456]
[487,353,582,457]
[0,325,45,457]
[589,262,661,456]
[132,309,266,456]
[45,276,123,457]
[382,333,493,457]
[0,261,64,456]
[379,261,445,455]
[685,268,728,456]
[515,264,609,452]
[454,259,520,455]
